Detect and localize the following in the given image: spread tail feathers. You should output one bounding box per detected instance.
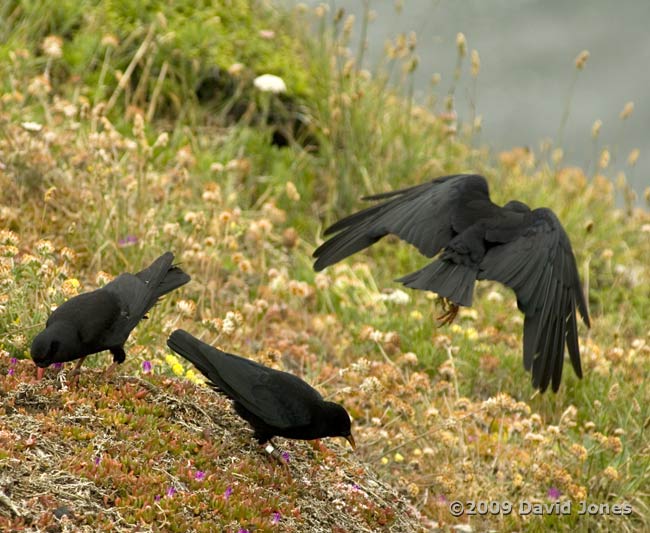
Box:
[396,260,477,307]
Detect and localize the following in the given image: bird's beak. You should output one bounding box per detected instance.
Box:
[36,366,45,381]
[345,433,356,450]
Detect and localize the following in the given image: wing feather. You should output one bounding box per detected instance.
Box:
[478,208,589,391]
[167,330,317,428]
[313,174,492,270]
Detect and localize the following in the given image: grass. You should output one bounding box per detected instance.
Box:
[1,1,650,531]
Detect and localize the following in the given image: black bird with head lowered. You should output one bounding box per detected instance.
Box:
[167,329,355,458]
[313,174,590,393]
[31,252,190,379]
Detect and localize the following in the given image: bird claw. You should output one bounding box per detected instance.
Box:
[264,443,291,474]
[103,362,118,379]
[67,369,82,387]
[436,299,459,326]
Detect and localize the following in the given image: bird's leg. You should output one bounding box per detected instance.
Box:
[68,357,87,386]
[103,361,119,378]
[309,439,329,454]
[104,346,126,378]
[436,297,459,326]
[262,440,291,473]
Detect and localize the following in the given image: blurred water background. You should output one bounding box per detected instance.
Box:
[292,0,649,198]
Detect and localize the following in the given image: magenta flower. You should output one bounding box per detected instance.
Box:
[142,360,152,373]
[10,358,17,365]
[7,368,14,376]
[224,486,233,500]
[548,487,561,500]
[154,494,161,502]
[237,529,250,533]
[93,456,101,466]
[281,451,290,463]
[118,235,138,247]
[166,486,176,497]
[195,470,206,481]
[271,511,281,524]
[53,362,63,369]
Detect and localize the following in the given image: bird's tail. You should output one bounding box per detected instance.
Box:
[396,260,477,307]
[137,252,191,300]
[167,329,219,384]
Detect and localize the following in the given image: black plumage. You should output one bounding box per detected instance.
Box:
[31,252,190,378]
[167,329,355,450]
[313,174,590,392]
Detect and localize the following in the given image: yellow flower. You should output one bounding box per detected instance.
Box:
[61,278,81,297]
[172,363,184,376]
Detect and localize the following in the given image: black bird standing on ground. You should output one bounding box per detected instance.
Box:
[167,329,355,459]
[31,252,190,379]
[313,174,590,392]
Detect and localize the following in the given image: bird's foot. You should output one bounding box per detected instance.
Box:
[263,442,291,474]
[67,370,81,387]
[436,299,459,326]
[103,362,118,379]
[67,356,87,386]
[309,439,330,454]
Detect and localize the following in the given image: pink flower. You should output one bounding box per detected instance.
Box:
[271,511,281,524]
[166,486,176,497]
[195,470,206,481]
[548,487,561,500]
[142,360,152,373]
[224,486,233,500]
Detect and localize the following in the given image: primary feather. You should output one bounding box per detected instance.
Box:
[313,174,590,392]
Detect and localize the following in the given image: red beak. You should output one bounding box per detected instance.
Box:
[36,366,46,380]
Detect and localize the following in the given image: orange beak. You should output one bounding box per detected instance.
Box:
[36,366,45,380]
[345,433,356,450]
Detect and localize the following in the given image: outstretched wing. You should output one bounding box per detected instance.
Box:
[313,174,494,271]
[478,208,590,392]
[167,330,318,428]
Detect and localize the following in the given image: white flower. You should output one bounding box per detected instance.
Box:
[487,290,504,302]
[42,35,63,58]
[222,317,236,335]
[253,74,287,94]
[368,329,384,343]
[378,289,410,305]
[21,121,43,132]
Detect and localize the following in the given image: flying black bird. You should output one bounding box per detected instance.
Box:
[31,252,190,379]
[313,174,590,392]
[167,329,355,458]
